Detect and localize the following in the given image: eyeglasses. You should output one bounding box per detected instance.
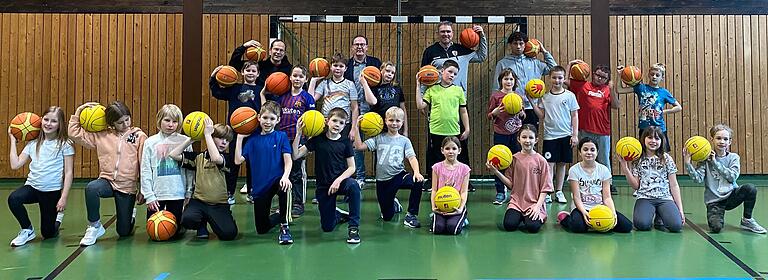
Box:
[353,43,367,47]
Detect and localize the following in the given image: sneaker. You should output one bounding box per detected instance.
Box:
[132,207,137,224]
[196,226,209,239]
[240,184,248,194]
[55,212,64,229]
[741,218,767,234]
[462,218,470,228]
[227,194,235,205]
[336,207,350,225]
[493,192,506,205]
[245,194,254,204]
[10,228,36,246]
[557,211,570,223]
[356,178,366,190]
[346,227,361,244]
[278,225,294,244]
[393,198,403,214]
[654,216,665,230]
[468,183,476,192]
[79,224,106,246]
[555,191,567,204]
[610,185,618,195]
[404,213,421,228]
[291,204,305,218]
[545,195,552,204]
[311,198,318,204]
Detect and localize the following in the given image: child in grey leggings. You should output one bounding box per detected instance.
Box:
[619,126,685,232]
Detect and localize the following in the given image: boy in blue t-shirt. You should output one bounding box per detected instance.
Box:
[234,101,294,245]
[618,63,682,152]
[293,107,362,244]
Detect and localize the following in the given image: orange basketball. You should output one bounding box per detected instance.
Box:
[245,46,267,61]
[215,66,239,87]
[417,65,440,86]
[362,66,381,87]
[570,62,591,81]
[230,107,259,135]
[9,112,42,142]
[146,210,177,241]
[459,28,479,49]
[621,66,643,86]
[524,39,541,57]
[309,58,330,77]
[265,72,291,95]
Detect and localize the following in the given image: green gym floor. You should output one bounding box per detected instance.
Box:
[1,178,768,280]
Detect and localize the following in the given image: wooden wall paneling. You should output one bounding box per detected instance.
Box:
[743,16,756,173]
[0,15,9,173]
[761,15,768,174]
[750,15,762,172]
[731,16,754,173]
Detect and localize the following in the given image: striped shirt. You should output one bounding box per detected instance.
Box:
[271,90,316,140]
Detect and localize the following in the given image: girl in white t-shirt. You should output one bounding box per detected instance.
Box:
[7,107,74,246]
[557,137,633,233]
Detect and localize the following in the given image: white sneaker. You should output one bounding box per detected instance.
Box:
[240,184,248,194]
[227,195,236,205]
[555,191,568,204]
[79,224,106,246]
[10,228,36,246]
[356,179,366,190]
[393,198,403,213]
[741,218,767,234]
[545,195,552,203]
[56,212,65,223]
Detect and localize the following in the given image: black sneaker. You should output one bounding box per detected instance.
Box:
[468,182,476,192]
[404,213,421,228]
[291,204,305,218]
[610,185,618,195]
[347,227,361,244]
[196,226,209,239]
[336,207,350,225]
[278,225,293,245]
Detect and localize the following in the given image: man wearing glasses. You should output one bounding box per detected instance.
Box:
[345,35,382,190]
[565,60,620,195]
[230,39,293,87]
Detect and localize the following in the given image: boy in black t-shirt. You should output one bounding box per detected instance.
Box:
[293,108,361,244]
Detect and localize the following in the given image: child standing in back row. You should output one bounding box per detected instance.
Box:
[685,124,766,234]
[533,66,579,204]
[69,101,147,246]
[415,59,471,182]
[487,68,525,205]
[7,106,74,246]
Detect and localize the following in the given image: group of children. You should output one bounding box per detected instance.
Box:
[6,32,766,248]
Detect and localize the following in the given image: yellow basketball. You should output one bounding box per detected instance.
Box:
[182,111,210,141]
[300,110,326,137]
[615,136,642,161]
[685,136,712,162]
[501,93,523,115]
[359,112,384,137]
[79,105,107,132]
[588,205,616,232]
[434,186,461,213]
[525,78,547,99]
[487,144,513,170]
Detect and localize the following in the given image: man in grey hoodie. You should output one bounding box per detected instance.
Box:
[493,32,558,127]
